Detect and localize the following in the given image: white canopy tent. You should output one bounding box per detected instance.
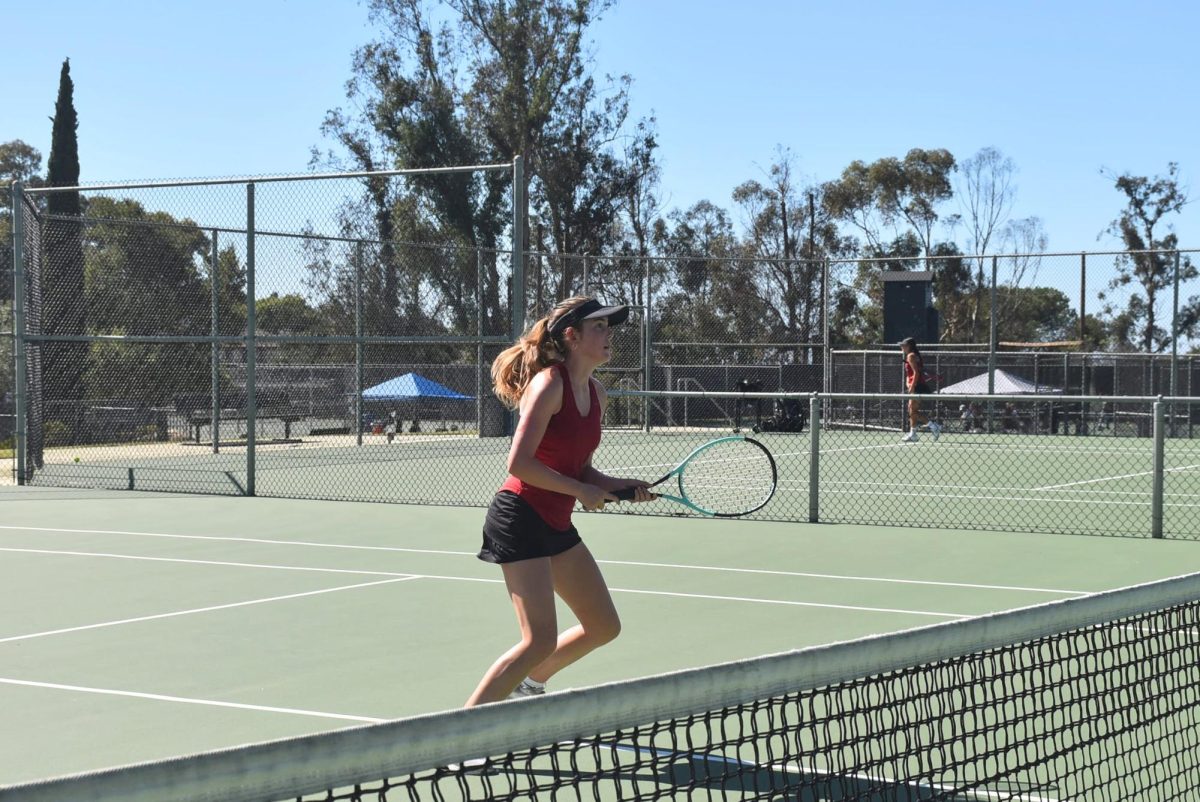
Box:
[939,369,1061,395]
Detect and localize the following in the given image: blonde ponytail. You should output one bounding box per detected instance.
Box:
[491,296,592,409]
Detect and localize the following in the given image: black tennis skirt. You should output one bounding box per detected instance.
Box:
[478,490,582,564]
[910,381,932,395]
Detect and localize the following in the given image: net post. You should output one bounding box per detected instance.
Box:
[245,182,256,496]
[12,181,26,484]
[808,393,821,523]
[1152,397,1165,539]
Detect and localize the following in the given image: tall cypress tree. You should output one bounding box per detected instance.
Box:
[43,58,86,439]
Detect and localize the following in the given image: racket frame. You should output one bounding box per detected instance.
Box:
[614,435,777,517]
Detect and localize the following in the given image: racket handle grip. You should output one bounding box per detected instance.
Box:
[613,487,638,501]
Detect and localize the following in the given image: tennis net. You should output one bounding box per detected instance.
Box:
[4,573,1200,801]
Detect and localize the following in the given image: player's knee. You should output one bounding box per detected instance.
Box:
[589,614,621,646]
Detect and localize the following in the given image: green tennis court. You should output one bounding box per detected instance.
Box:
[3,483,1200,792]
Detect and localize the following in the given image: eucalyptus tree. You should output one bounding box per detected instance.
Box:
[317,0,656,337]
[1100,163,1196,352]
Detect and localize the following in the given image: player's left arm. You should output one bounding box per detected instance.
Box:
[580,380,652,499]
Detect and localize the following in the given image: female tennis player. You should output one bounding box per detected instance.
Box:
[465,296,653,707]
[900,337,941,442]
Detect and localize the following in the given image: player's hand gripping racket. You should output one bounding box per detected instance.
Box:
[613,436,777,517]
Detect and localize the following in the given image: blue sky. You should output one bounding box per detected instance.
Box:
[6,0,1197,255]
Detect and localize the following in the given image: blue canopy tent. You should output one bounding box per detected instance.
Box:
[361,373,474,436]
[363,373,473,402]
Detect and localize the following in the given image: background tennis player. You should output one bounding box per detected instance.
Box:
[900,337,942,443]
[465,296,653,707]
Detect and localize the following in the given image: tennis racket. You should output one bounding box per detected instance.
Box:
[612,436,777,517]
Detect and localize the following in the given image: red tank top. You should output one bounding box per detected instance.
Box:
[501,363,602,530]
[904,353,923,384]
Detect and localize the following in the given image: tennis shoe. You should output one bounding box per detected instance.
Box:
[901,430,919,443]
[508,679,546,699]
[928,421,942,441]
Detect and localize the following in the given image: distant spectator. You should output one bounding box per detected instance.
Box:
[1002,402,1019,433]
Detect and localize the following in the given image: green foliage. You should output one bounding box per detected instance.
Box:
[44,60,87,408]
[43,420,69,446]
[1100,164,1196,352]
[994,286,1076,343]
[81,197,235,403]
[824,148,957,256]
[320,0,656,329]
[0,140,44,299]
[257,293,317,334]
[0,304,12,398]
[47,60,80,207]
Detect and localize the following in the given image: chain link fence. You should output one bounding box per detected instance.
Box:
[9,167,1199,537]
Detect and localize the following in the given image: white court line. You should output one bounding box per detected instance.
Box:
[0,525,1085,595]
[820,442,911,455]
[0,547,970,619]
[823,489,1154,507]
[0,677,387,723]
[820,480,1195,497]
[597,559,1083,595]
[1035,463,1200,491]
[0,577,418,644]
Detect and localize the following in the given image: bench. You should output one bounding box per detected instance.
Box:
[185,409,304,443]
[174,391,303,443]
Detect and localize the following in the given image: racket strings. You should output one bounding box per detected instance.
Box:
[679,441,776,515]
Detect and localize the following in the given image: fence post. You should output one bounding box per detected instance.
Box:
[643,256,653,431]
[1171,251,1181,436]
[1079,252,1087,346]
[822,259,831,393]
[245,182,256,496]
[1152,398,1165,539]
[511,156,525,340]
[211,229,221,453]
[808,394,821,523]
[987,256,998,430]
[11,182,25,484]
[355,241,364,447]
[477,248,484,437]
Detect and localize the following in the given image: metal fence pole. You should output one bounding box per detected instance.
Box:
[987,256,998,430]
[511,156,525,340]
[822,259,831,393]
[808,394,821,523]
[211,229,220,453]
[1171,251,1181,436]
[11,182,25,484]
[355,241,364,447]
[1079,252,1088,398]
[510,157,526,437]
[1152,398,1165,539]
[988,255,998,394]
[477,248,484,436]
[245,183,256,496]
[1079,252,1087,345]
[643,256,653,430]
